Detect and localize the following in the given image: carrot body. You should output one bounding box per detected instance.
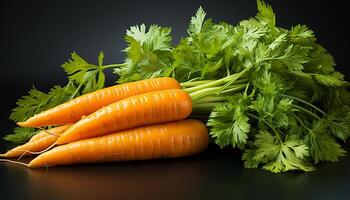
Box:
[18,77,181,127]
[0,125,70,158]
[28,119,208,168]
[56,89,192,145]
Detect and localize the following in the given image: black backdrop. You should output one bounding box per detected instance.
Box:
[0,1,349,199]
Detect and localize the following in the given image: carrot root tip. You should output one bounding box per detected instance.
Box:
[0,158,28,167]
[17,122,25,126]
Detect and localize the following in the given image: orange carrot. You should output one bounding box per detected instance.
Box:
[28,119,208,168]
[0,125,70,158]
[18,77,181,127]
[56,89,192,145]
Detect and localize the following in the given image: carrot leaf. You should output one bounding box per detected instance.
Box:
[62,51,106,93]
[3,127,37,144]
[244,132,314,173]
[10,84,76,122]
[114,24,174,83]
[208,93,252,150]
[187,6,206,36]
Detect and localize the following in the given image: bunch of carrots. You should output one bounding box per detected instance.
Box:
[0,77,209,168]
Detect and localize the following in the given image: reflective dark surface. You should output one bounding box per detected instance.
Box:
[1,145,350,200]
[0,0,349,199]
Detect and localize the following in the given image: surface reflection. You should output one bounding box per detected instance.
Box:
[24,157,208,199]
[1,145,350,200]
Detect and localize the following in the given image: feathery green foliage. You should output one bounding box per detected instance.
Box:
[115,0,349,173]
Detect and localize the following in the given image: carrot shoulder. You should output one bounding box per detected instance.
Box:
[28,119,209,168]
[0,125,70,158]
[56,89,192,145]
[17,77,181,127]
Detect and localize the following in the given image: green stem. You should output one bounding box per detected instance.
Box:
[102,63,127,69]
[181,80,213,88]
[218,69,247,93]
[247,113,283,144]
[70,83,83,99]
[292,113,311,131]
[189,84,246,101]
[80,63,125,72]
[233,78,249,84]
[220,84,246,94]
[292,104,321,120]
[194,96,228,103]
[283,94,327,116]
[181,78,248,89]
[189,87,223,101]
[184,72,242,93]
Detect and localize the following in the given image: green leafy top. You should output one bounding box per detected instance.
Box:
[115,24,174,83]
[3,127,37,144]
[113,0,350,173]
[62,51,107,94]
[10,83,77,123]
[188,6,206,36]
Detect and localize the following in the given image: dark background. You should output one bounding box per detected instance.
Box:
[0,0,349,199]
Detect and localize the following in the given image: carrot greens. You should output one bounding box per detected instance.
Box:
[114,0,350,173]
